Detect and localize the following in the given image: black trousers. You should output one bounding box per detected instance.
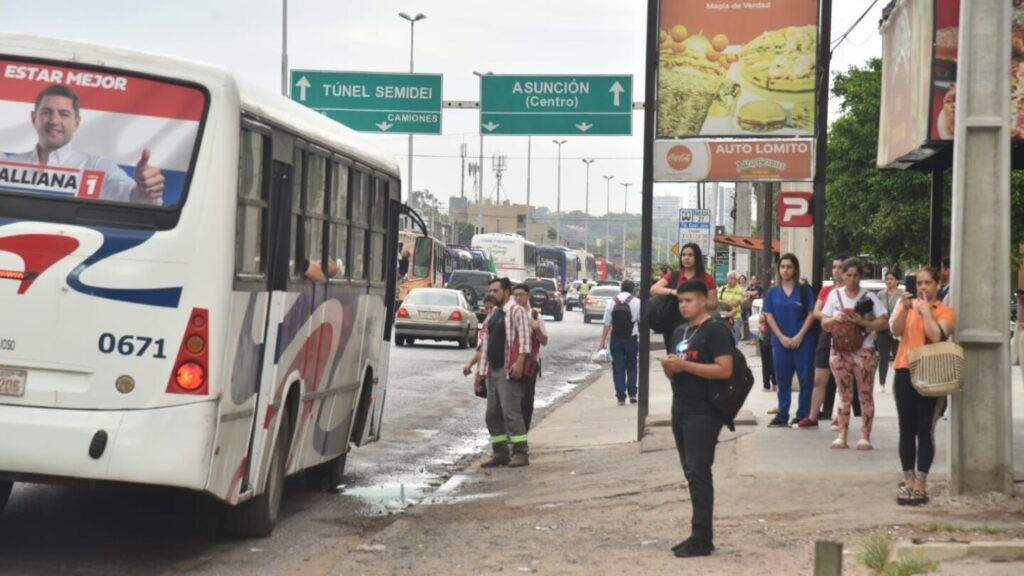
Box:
[876,330,898,385]
[671,399,724,545]
[522,376,537,431]
[894,369,945,474]
[758,339,775,389]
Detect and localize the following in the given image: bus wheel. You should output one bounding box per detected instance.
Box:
[407,338,416,346]
[554,308,564,322]
[304,453,348,493]
[0,480,12,514]
[396,337,406,347]
[221,410,290,539]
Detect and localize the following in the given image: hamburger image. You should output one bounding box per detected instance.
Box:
[737,100,786,132]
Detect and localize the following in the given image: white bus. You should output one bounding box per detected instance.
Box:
[0,34,399,537]
[471,233,537,282]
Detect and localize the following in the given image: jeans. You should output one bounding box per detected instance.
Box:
[610,335,638,401]
[772,338,816,421]
[671,399,724,545]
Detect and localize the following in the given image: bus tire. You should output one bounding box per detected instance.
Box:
[407,338,416,346]
[220,410,290,539]
[304,452,347,493]
[396,337,406,347]
[554,308,564,322]
[0,480,12,514]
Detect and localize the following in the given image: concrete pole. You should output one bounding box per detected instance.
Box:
[621,182,632,271]
[948,0,1014,496]
[460,143,467,199]
[281,0,288,96]
[553,140,566,244]
[473,71,491,233]
[399,13,426,205]
[604,175,614,261]
[582,159,594,252]
[526,136,532,241]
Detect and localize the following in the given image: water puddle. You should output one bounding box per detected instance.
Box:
[339,478,435,516]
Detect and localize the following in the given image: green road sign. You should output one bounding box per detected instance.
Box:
[289,70,443,134]
[480,75,633,136]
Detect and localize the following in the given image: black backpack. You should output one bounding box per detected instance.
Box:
[707,346,755,432]
[611,295,635,337]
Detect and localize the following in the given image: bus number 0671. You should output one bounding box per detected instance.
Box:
[98,333,168,359]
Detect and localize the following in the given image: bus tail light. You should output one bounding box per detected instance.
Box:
[166,308,210,395]
[397,307,410,318]
[449,310,463,321]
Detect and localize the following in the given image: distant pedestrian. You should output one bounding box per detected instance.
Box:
[876,270,904,390]
[580,278,593,301]
[512,283,548,430]
[660,279,734,558]
[650,243,719,352]
[477,278,534,468]
[600,279,641,405]
[463,296,498,378]
[762,254,817,429]
[718,271,746,343]
[891,267,956,506]
[822,257,889,450]
[937,258,951,302]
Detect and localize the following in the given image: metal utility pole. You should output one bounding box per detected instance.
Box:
[468,162,481,231]
[758,182,773,288]
[582,159,595,252]
[553,140,567,244]
[526,137,533,242]
[948,0,1014,496]
[638,0,659,442]
[473,71,492,234]
[460,143,467,199]
[620,182,632,271]
[811,0,832,290]
[393,12,421,202]
[603,175,614,261]
[281,0,288,96]
[492,153,507,206]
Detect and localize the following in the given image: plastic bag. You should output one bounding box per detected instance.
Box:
[591,348,610,364]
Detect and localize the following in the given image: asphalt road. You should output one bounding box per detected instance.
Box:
[0,307,605,576]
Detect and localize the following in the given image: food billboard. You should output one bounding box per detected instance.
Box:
[656,0,819,139]
[878,0,1024,169]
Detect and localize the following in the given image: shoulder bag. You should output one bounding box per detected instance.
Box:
[909,324,964,397]
[830,289,866,353]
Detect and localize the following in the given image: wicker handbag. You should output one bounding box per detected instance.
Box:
[908,328,965,397]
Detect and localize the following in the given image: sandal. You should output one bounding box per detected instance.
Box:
[830,437,849,450]
[856,439,873,451]
[910,489,930,506]
[897,484,914,506]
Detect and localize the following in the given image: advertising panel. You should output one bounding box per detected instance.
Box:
[657,0,819,139]
[654,138,814,182]
[0,58,205,207]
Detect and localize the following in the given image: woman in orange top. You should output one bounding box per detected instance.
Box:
[891,266,956,506]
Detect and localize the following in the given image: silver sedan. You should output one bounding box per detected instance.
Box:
[583,286,621,324]
[395,288,480,349]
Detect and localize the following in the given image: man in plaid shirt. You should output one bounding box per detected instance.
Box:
[476,277,534,467]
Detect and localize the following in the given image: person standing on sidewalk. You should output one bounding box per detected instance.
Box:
[822,257,889,451]
[599,279,641,406]
[762,254,817,429]
[659,279,734,558]
[805,256,860,429]
[463,296,498,379]
[512,283,548,430]
[477,277,534,468]
[876,270,904,391]
[891,267,956,505]
[719,271,747,344]
[650,243,719,352]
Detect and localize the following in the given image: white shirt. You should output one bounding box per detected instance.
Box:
[822,287,888,349]
[9,146,141,203]
[602,291,641,337]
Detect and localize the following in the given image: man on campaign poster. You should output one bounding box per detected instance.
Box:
[7,84,165,204]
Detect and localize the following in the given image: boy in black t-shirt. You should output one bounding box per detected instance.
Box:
[659,279,734,558]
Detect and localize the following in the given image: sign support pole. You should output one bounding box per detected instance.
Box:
[811,0,833,291]
[948,0,1014,496]
[638,0,659,442]
[929,169,944,267]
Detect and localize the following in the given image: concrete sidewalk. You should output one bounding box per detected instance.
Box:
[330,343,1024,575]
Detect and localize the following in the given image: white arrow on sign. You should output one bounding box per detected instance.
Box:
[295,76,311,102]
[609,81,625,107]
[376,121,394,132]
[482,122,500,132]
[575,122,593,133]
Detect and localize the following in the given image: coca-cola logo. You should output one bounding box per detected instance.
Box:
[667,145,693,170]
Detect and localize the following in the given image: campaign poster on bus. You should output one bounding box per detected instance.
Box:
[0,58,206,207]
[656,0,819,139]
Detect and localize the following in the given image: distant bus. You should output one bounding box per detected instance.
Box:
[398,230,446,303]
[538,246,581,292]
[577,250,597,281]
[444,247,474,283]
[471,233,537,282]
[0,33,398,537]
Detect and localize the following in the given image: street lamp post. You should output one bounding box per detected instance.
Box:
[602,175,614,262]
[473,70,492,234]
[582,159,594,253]
[553,139,567,245]
[399,12,426,203]
[620,182,632,272]
[281,0,289,96]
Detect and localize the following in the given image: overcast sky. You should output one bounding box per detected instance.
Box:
[1,0,886,215]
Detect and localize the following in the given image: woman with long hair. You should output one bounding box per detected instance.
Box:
[876,270,904,391]
[821,257,889,450]
[762,254,817,428]
[650,242,719,351]
[890,267,955,505]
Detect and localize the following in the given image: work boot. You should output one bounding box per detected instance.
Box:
[508,442,529,467]
[480,448,510,468]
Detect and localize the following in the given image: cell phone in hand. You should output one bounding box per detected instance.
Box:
[904,274,917,298]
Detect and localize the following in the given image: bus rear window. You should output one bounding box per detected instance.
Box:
[0,58,207,209]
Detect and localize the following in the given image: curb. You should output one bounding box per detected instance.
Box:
[894,540,1024,563]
